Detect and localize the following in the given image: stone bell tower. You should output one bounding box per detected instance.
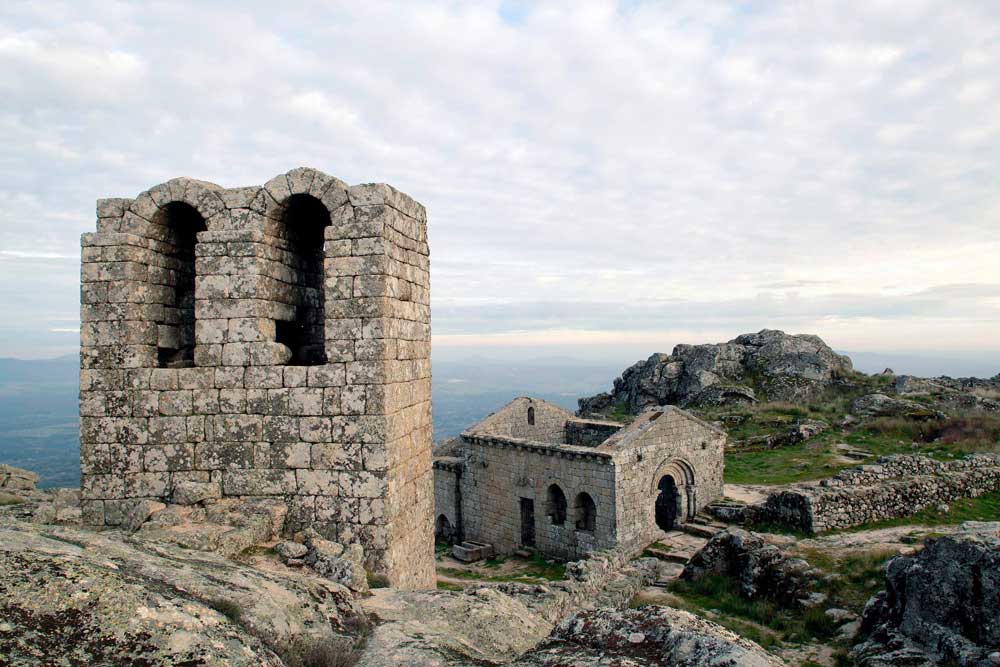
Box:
[79,167,434,588]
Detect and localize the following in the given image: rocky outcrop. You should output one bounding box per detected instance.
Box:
[511,606,786,667]
[0,464,39,496]
[579,329,853,415]
[358,547,662,666]
[732,418,829,451]
[681,528,814,604]
[0,517,365,667]
[850,393,946,420]
[852,533,1000,666]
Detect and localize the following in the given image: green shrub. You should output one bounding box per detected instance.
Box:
[279,637,362,667]
[366,572,391,589]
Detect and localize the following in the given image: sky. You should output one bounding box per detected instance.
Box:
[0,1,998,369]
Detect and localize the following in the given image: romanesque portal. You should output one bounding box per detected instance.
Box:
[78,168,434,589]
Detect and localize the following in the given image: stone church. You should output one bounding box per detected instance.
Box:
[434,397,725,560]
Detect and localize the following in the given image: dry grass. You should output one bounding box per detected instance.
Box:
[972,388,1000,400]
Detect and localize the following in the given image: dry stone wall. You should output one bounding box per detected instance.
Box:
[79,168,433,589]
[749,454,1000,533]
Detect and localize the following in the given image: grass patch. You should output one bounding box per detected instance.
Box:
[0,493,24,506]
[278,615,372,667]
[723,410,1000,485]
[366,572,391,589]
[843,489,1000,532]
[436,580,464,591]
[667,575,839,648]
[799,548,897,611]
[437,552,565,585]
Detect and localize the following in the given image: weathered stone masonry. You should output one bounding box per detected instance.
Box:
[79,167,434,589]
[742,453,1000,533]
[437,397,726,560]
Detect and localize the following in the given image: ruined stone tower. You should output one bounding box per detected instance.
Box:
[79,168,434,588]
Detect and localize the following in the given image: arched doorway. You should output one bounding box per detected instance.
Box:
[655,475,679,530]
[435,514,454,542]
[650,459,696,532]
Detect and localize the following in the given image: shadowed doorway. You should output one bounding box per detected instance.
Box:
[655,475,679,531]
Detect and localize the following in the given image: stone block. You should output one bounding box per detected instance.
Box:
[172,480,221,505]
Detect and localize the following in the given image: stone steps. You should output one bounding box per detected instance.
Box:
[681,521,724,539]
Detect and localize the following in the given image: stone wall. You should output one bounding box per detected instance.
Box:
[465,397,574,444]
[432,457,461,541]
[612,408,726,551]
[749,454,1000,533]
[458,434,617,559]
[78,168,433,589]
[565,419,621,447]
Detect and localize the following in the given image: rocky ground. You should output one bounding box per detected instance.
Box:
[0,465,789,667]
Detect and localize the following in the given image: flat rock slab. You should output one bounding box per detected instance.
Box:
[359,587,553,666]
[0,517,363,666]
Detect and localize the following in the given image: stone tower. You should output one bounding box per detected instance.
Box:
[79,168,434,588]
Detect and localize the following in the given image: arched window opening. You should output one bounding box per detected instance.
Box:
[575,492,596,532]
[546,484,567,525]
[157,202,206,368]
[527,406,535,426]
[276,194,331,365]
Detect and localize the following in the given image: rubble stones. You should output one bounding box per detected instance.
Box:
[579,329,852,415]
[304,532,369,593]
[852,534,1000,666]
[121,498,165,533]
[276,540,309,561]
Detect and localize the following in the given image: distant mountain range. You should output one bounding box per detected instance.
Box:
[0,347,995,488]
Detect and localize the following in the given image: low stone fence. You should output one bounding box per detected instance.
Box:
[819,453,1000,488]
[742,453,1000,533]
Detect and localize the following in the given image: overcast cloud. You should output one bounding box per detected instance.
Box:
[0,1,998,359]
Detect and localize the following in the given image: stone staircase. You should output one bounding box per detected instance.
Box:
[647,516,727,588]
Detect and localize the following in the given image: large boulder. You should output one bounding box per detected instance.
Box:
[850,393,946,420]
[511,606,785,666]
[0,517,364,666]
[681,528,814,604]
[579,329,853,415]
[852,533,1000,666]
[0,464,39,493]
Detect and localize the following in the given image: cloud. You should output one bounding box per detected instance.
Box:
[0,0,998,359]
